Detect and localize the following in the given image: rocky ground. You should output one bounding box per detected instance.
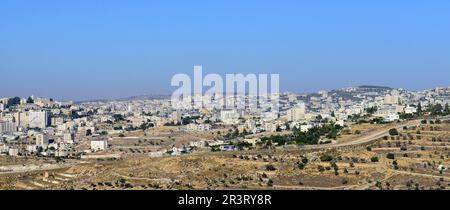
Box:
[1,121,449,190]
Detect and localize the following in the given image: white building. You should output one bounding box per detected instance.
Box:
[55,150,69,157]
[186,123,211,132]
[220,109,239,125]
[208,140,225,147]
[171,110,182,124]
[384,90,400,105]
[261,111,278,122]
[63,132,75,144]
[0,144,9,153]
[336,120,345,127]
[242,138,260,146]
[263,122,277,132]
[345,105,363,116]
[286,103,306,122]
[0,121,16,133]
[384,113,400,122]
[26,145,38,153]
[14,112,29,127]
[189,140,207,148]
[36,133,49,147]
[91,140,108,151]
[28,110,48,129]
[404,106,417,114]
[300,124,313,132]
[8,148,19,156]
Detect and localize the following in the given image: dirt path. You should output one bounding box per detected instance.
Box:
[273,184,363,190]
[0,161,87,175]
[390,169,449,181]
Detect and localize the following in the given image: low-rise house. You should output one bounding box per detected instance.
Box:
[404,106,417,114]
[189,140,207,148]
[242,138,260,146]
[384,113,400,122]
[8,148,19,156]
[26,145,38,153]
[186,123,211,132]
[91,140,108,151]
[1,144,10,153]
[335,120,345,127]
[208,140,225,147]
[55,150,69,157]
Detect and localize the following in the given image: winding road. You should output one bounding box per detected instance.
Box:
[299,120,422,150]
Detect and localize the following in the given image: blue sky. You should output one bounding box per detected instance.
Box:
[1,0,450,100]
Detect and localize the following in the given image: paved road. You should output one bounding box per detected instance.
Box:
[216,120,422,156]
[299,120,421,151]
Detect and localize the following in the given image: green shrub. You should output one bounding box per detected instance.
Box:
[320,154,333,162]
[389,128,399,136]
[371,156,379,162]
[386,153,395,159]
[318,165,325,172]
[301,157,308,164]
[265,164,276,171]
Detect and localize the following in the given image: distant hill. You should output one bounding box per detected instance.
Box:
[116,95,170,101]
[74,95,170,104]
[358,85,393,90]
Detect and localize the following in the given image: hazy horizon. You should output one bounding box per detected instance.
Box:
[1,0,450,101]
[1,84,447,102]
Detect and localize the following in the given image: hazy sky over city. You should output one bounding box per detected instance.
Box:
[1,0,450,101]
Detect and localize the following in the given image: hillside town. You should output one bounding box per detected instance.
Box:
[1,86,450,160]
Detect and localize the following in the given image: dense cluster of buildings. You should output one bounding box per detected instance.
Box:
[1,86,450,158]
